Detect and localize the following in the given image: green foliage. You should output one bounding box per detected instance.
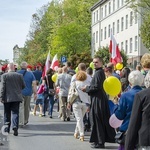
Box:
[94,46,128,67]
[18,0,98,65]
[127,0,150,51]
[68,51,92,69]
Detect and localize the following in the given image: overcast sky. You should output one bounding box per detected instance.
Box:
[0,0,50,62]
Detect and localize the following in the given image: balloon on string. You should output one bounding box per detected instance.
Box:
[103,76,121,96]
[75,67,78,73]
[109,114,123,128]
[116,63,123,70]
[51,74,57,83]
[89,62,94,70]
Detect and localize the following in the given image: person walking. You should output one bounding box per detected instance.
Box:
[18,61,37,126]
[82,56,115,149]
[56,66,72,121]
[0,63,25,136]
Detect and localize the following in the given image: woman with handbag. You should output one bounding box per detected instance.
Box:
[112,70,144,150]
[43,68,55,118]
[67,71,90,141]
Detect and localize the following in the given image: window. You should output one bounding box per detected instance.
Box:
[93,33,95,44]
[117,0,120,9]
[125,15,128,29]
[121,0,124,6]
[96,31,98,43]
[121,42,124,50]
[113,0,115,12]
[135,11,138,24]
[104,27,107,39]
[121,17,124,31]
[101,8,103,19]
[113,22,115,35]
[135,36,138,51]
[130,38,133,53]
[109,2,111,14]
[101,29,103,41]
[108,24,111,37]
[105,5,107,17]
[96,10,99,22]
[130,11,133,26]
[93,12,95,23]
[117,19,119,33]
[125,40,128,53]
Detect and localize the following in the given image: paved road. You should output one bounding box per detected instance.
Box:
[0,102,118,150]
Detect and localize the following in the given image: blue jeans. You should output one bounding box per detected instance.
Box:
[49,95,54,116]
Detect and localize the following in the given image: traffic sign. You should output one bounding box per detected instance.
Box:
[61,56,67,63]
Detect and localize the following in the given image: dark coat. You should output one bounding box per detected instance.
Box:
[86,67,115,144]
[0,71,25,103]
[125,88,150,150]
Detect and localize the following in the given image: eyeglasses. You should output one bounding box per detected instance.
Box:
[93,61,98,63]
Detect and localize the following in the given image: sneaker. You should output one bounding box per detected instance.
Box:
[49,116,52,118]
[39,114,42,117]
[32,112,36,116]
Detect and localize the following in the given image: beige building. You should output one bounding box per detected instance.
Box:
[13,45,22,64]
[91,0,148,69]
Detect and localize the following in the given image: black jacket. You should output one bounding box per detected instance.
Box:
[125,88,150,150]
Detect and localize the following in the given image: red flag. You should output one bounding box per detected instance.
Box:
[42,52,50,78]
[50,54,59,70]
[109,34,122,65]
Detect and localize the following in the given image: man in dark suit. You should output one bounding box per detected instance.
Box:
[0,63,25,136]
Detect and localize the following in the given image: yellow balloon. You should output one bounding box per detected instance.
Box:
[116,63,123,70]
[52,74,57,83]
[89,62,94,70]
[75,67,78,73]
[103,76,121,96]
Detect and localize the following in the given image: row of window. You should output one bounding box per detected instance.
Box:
[120,36,138,54]
[93,33,138,54]
[93,0,125,23]
[93,11,137,42]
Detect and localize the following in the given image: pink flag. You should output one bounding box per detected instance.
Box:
[50,54,59,70]
[109,34,122,65]
[42,52,50,78]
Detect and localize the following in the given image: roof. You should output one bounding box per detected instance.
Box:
[90,0,109,11]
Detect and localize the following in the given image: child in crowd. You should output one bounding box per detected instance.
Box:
[33,81,45,117]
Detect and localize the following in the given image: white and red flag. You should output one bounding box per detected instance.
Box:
[42,51,50,78]
[109,34,122,65]
[50,54,59,70]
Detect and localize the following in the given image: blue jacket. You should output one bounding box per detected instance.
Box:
[114,85,142,132]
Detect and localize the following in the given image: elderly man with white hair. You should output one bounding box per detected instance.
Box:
[0,63,25,136]
[113,70,144,150]
[18,61,37,127]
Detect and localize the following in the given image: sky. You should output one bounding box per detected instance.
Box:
[0,0,50,62]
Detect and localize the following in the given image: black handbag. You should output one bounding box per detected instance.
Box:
[48,89,55,96]
[115,131,126,145]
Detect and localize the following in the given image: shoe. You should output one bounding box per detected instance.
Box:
[4,127,10,133]
[67,117,70,121]
[39,114,42,117]
[24,121,28,125]
[13,127,18,136]
[32,112,36,116]
[42,114,46,117]
[79,136,84,142]
[74,133,79,139]
[91,143,105,149]
[49,116,52,118]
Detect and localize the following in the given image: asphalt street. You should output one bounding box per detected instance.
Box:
[0,101,118,150]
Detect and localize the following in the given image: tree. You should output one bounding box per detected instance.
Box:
[94,46,128,67]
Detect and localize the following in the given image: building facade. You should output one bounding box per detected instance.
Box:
[91,0,148,69]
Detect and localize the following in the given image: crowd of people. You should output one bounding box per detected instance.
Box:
[0,53,150,150]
